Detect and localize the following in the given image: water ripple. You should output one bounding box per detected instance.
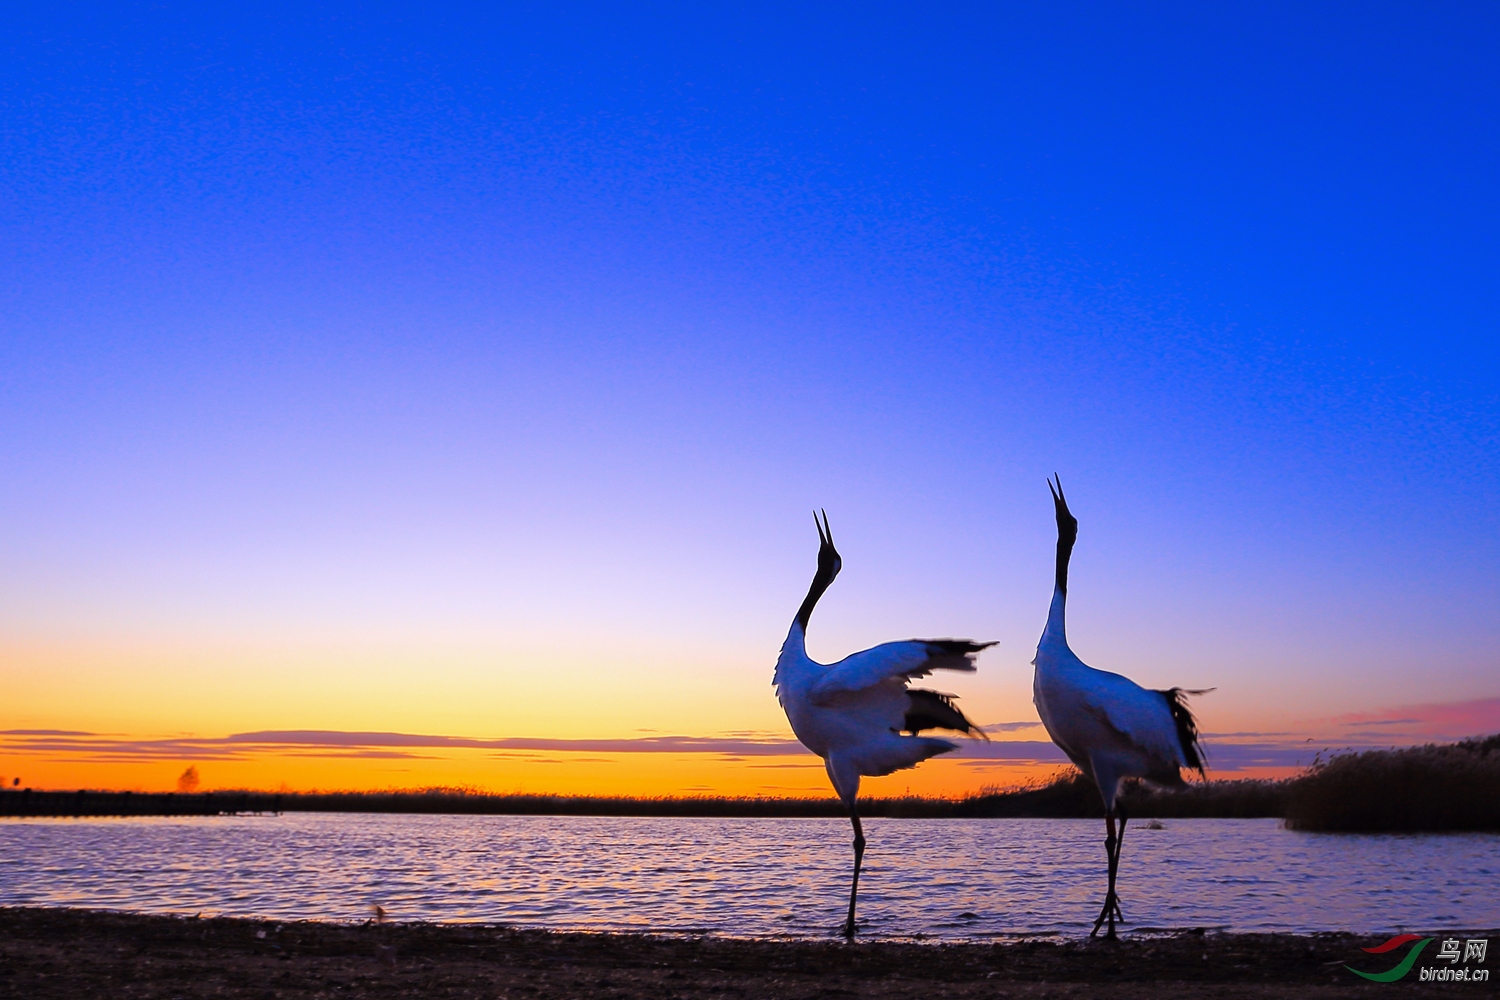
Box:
[1,815,1496,939]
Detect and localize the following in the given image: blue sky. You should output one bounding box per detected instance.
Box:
[1,4,1497,791]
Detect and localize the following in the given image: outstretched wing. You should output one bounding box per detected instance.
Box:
[808,639,994,706]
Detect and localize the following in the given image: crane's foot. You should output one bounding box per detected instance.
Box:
[1089,891,1125,939]
[842,917,857,939]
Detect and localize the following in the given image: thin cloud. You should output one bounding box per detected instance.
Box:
[1201,731,1295,739]
[748,762,822,769]
[980,721,1042,733]
[0,729,810,763]
[1317,696,1500,741]
[951,740,1069,762]
[2,725,1447,774]
[955,759,1031,767]
[283,750,437,760]
[1338,730,1440,741]
[0,729,94,736]
[223,731,809,755]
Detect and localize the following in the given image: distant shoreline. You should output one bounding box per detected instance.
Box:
[5,732,1496,831]
[7,906,1495,999]
[0,777,1280,820]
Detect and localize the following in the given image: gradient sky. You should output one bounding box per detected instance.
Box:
[3,3,1497,795]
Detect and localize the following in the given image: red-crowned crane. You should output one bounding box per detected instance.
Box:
[775,511,994,937]
[1033,478,1210,938]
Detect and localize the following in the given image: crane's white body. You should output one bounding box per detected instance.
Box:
[772,511,990,936]
[1033,589,1190,812]
[776,623,961,805]
[1030,478,1207,937]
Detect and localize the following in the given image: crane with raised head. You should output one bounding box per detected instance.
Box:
[775,511,993,937]
[1032,477,1210,938]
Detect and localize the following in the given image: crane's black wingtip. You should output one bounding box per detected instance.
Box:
[905,689,988,741]
[921,638,996,656]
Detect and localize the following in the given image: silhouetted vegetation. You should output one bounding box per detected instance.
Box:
[0,786,951,819]
[1124,774,1290,819]
[953,769,1287,819]
[953,770,1105,817]
[0,774,1283,820]
[6,735,1495,830]
[1284,733,1500,833]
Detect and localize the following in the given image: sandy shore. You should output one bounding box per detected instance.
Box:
[1,907,1488,998]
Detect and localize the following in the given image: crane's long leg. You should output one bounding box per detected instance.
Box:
[1113,813,1128,924]
[1090,812,1125,939]
[1110,815,1128,929]
[843,814,866,938]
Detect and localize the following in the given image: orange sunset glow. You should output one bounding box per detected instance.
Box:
[6,624,1422,798]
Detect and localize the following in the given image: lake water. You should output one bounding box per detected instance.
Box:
[2,814,1496,940]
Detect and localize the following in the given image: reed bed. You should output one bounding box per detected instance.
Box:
[0,776,1283,820]
[0,787,950,819]
[1284,733,1500,832]
[954,769,1287,818]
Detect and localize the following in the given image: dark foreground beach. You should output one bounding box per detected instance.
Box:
[2,908,1491,999]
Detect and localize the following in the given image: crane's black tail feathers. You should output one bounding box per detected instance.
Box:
[1159,687,1214,779]
[905,689,988,740]
[914,639,997,673]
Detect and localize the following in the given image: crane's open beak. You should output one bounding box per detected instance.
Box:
[814,509,842,576]
[1048,475,1078,532]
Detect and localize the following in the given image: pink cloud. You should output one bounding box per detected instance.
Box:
[1319,696,1500,742]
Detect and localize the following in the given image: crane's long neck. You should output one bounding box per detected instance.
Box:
[1043,584,1067,646]
[1043,516,1077,647]
[794,567,834,632]
[780,618,808,658]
